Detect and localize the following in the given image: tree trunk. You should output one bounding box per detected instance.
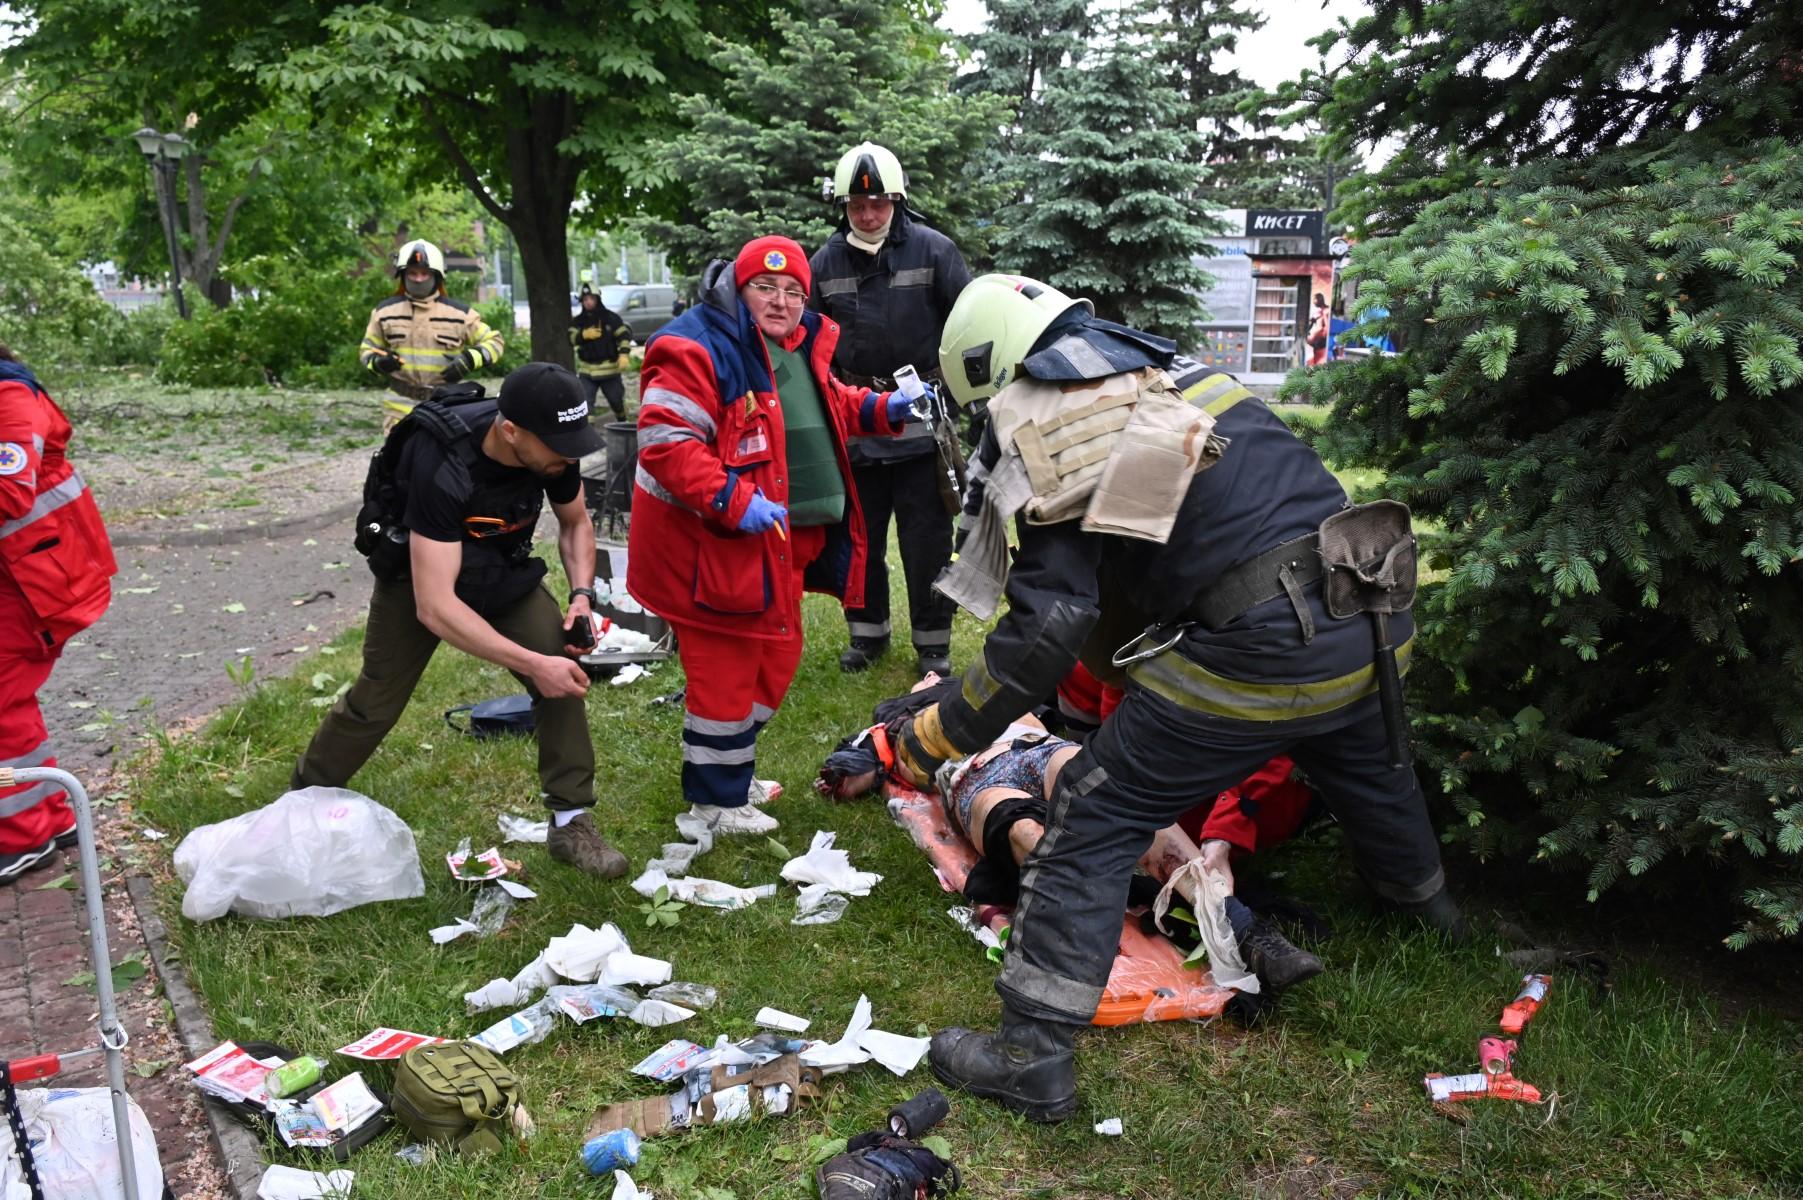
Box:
[181,155,227,308]
[498,82,580,368]
[510,213,574,368]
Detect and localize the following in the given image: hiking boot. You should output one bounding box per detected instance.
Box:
[0,838,59,886]
[1398,887,1470,941]
[839,637,889,673]
[1238,914,1324,991]
[689,802,779,835]
[546,812,629,879]
[916,652,952,678]
[929,1009,1078,1123]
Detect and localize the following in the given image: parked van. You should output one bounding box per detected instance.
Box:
[600,284,678,341]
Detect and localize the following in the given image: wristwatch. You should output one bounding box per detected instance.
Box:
[568,587,598,606]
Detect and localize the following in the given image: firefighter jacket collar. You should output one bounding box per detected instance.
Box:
[1021,310,1179,383]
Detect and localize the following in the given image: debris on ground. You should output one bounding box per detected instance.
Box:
[174,788,425,921]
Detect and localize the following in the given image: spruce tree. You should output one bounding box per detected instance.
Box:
[647,0,1011,273]
[989,11,1216,340]
[1285,0,1803,942]
[1148,0,1323,210]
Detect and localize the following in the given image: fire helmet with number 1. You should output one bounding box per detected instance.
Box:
[393,239,446,299]
[828,142,907,205]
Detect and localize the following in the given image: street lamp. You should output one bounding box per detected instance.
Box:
[130,126,193,319]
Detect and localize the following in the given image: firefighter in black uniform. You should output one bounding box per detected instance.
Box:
[887,275,1464,1122]
[809,142,972,677]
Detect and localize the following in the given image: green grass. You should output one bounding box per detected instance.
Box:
[124,554,1803,1199]
[52,370,385,463]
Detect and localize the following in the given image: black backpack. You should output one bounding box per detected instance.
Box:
[354,383,495,581]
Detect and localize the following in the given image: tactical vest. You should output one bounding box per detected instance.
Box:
[987,366,1229,543]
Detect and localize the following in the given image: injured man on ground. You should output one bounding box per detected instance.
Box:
[818,675,1326,996]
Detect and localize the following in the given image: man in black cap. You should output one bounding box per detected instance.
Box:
[292,362,629,878]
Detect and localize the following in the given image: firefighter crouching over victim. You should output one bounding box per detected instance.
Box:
[361,239,506,431]
[886,274,1461,1122]
[626,235,920,836]
[292,362,630,878]
[0,344,116,882]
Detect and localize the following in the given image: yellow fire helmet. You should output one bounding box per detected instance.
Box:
[937,274,1093,406]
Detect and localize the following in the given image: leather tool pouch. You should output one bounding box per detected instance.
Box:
[1318,500,1417,618]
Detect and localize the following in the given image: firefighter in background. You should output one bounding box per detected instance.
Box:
[569,283,633,422]
[885,274,1461,1122]
[360,239,506,430]
[0,342,116,883]
[810,142,971,678]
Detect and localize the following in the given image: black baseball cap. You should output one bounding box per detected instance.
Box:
[497,362,604,458]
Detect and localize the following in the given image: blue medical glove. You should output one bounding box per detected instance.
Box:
[886,387,927,424]
[736,488,788,533]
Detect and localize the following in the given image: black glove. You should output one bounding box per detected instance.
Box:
[441,350,474,384]
[373,353,403,375]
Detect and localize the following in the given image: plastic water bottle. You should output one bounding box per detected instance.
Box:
[581,1128,641,1175]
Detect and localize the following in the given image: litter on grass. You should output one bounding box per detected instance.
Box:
[755,1007,810,1033]
[447,837,509,883]
[780,830,881,924]
[498,812,549,844]
[174,788,424,921]
[256,1165,354,1199]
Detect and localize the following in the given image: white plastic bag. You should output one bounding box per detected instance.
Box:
[174,787,425,921]
[0,1087,165,1200]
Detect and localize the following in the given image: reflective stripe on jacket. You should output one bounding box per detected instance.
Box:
[0,367,115,647]
[360,292,504,408]
[626,260,902,641]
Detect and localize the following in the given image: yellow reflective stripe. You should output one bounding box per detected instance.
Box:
[391,347,460,363]
[467,320,503,364]
[381,397,415,415]
[1128,637,1414,722]
[961,655,1002,711]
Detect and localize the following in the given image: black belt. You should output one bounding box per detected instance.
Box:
[386,378,434,403]
[1184,532,1323,632]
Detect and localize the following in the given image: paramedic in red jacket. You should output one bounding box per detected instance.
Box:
[0,343,116,883]
[628,236,917,835]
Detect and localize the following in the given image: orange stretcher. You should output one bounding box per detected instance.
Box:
[885,781,1236,1025]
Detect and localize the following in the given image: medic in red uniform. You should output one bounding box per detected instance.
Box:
[0,344,116,882]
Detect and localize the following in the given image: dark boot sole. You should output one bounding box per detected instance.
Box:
[0,840,60,885]
[929,1057,1078,1124]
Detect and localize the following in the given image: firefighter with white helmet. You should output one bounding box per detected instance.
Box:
[359,239,506,430]
[810,142,972,677]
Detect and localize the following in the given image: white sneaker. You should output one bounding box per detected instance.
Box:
[748,778,784,807]
[690,803,779,835]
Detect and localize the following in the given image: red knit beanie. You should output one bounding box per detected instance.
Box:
[733,235,811,295]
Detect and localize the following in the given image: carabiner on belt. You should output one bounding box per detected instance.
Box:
[1111,621,1193,669]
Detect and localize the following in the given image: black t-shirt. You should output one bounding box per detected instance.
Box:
[396,411,580,612]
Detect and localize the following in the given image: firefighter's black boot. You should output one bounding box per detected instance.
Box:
[1239,914,1324,991]
[929,1008,1078,1123]
[838,637,889,673]
[1398,887,1470,941]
